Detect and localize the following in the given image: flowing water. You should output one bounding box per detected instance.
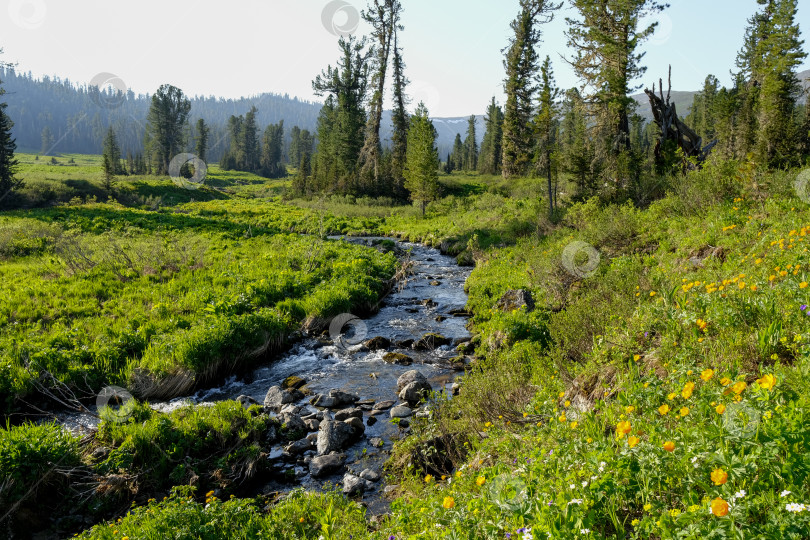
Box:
[57,238,472,513]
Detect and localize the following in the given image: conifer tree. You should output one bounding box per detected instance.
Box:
[404,102,439,216]
[753,0,806,166]
[40,125,54,155]
[243,106,261,173]
[565,0,668,186]
[533,56,559,217]
[451,134,464,172]
[102,126,123,188]
[146,84,191,174]
[390,31,409,197]
[312,36,370,194]
[501,0,561,179]
[479,98,504,175]
[463,116,478,171]
[194,118,209,162]
[0,77,20,206]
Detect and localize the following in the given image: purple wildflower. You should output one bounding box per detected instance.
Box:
[802,305,807,311]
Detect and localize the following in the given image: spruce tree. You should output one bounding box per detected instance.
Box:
[358,0,403,193]
[243,106,261,173]
[404,102,439,216]
[501,0,561,179]
[533,56,559,217]
[390,31,409,197]
[40,125,54,155]
[195,118,209,162]
[566,0,668,187]
[463,116,478,171]
[753,0,806,166]
[312,35,370,194]
[260,120,285,178]
[559,88,594,198]
[451,134,464,171]
[479,98,504,175]
[146,84,191,174]
[101,126,123,190]
[0,91,20,206]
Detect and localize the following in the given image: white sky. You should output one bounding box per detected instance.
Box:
[1,0,808,117]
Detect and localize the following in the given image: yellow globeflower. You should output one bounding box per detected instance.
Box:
[756,374,777,390]
[711,498,729,517]
[658,404,670,415]
[716,404,726,415]
[679,407,690,417]
[628,435,640,448]
[424,474,434,483]
[701,369,714,382]
[731,381,747,395]
[720,377,732,386]
[663,441,676,452]
[710,468,728,486]
[443,496,455,509]
[476,476,486,486]
[616,421,632,438]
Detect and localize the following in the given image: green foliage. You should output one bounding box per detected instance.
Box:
[0,421,80,505]
[404,103,440,216]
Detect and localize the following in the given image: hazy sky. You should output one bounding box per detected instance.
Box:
[2,0,808,117]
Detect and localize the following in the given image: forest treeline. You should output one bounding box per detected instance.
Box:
[1,0,809,208]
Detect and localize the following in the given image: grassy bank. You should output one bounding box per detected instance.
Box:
[4,154,810,538]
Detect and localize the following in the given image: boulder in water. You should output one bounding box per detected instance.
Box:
[399,381,432,406]
[383,352,413,365]
[363,336,391,350]
[310,453,347,477]
[316,420,356,455]
[413,333,451,350]
[396,370,429,393]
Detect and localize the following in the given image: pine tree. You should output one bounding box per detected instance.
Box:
[565,0,667,186]
[753,0,806,166]
[501,0,562,179]
[40,125,54,155]
[533,56,559,218]
[146,84,191,174]
[463,116,478,171]
[390,31,409,198]
[685,75,720,145]
[101,126,123,190]
[261,120,285,178]
[358,0,403,193]
[559,87,594,198]
[451,134,464,172]
[0,87,20,206]
[195,118,209,162]
[479,98,504,175]
[289,126,302,168]
[312,35,370,194]
[243,106,261,173]
[404,102,439,216]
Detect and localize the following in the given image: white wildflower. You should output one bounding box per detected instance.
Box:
[781,490,792,498]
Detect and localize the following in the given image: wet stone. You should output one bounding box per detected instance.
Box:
[390,405,413,418]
